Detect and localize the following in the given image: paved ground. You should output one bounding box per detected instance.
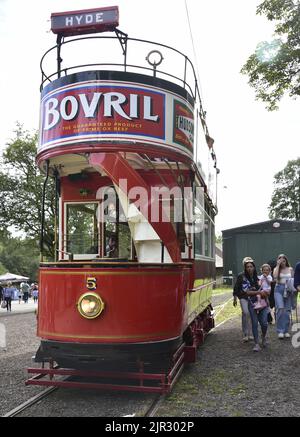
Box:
[0,298,36,316]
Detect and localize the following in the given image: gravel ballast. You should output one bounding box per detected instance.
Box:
[1,298,300,417]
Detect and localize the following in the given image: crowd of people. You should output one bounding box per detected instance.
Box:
[0,282,39,312]
[233,254,300,352]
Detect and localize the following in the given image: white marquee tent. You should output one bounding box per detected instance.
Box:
[0,272,29,284]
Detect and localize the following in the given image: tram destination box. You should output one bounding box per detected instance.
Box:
[51,6,119,36]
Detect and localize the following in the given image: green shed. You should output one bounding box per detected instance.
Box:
[222,219,300,279]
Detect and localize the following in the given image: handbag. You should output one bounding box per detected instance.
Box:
[1,300,7,309]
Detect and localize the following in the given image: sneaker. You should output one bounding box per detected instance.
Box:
[253,344,261,352]
[242,336,249,342]
[248,336,254,341]
[278,333,284,339]
[284,333,291,338]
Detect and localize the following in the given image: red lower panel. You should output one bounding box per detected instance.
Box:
[38,266,190,343]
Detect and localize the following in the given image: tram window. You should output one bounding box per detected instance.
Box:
[103,189,132,259]
[204,216,211,257]
[119,223,131,258]
[66,203,98,255]
[211,219,215,258]
[194,202,204,257]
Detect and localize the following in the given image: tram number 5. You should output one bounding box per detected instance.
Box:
[86,277,97,290]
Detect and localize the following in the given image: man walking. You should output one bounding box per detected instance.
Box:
[20,282,30,303]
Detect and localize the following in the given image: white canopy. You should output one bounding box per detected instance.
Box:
[0,272,30,284]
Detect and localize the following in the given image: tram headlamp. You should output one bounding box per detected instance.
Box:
[77,292,104,319]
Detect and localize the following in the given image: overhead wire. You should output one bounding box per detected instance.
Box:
[184,0,219,203]
[184,0,205,106]
[184,0,212,144]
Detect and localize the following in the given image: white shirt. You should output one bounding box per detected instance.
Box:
[259,274,272,291]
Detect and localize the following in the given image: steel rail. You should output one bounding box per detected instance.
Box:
[2,387,58,417]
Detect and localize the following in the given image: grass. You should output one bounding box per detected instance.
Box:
[214,298,241,326]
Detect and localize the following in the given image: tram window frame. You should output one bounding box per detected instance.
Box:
[194,196,215,261]
[204,214,211,257]
[101,187,133,260]
[194,199,205,258]
[64,201,100,260]
[210,212,215,259]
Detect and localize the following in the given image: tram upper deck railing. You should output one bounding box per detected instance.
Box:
[39,33,218,206]
[40,34,205,115]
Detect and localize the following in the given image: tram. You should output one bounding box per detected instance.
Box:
[28,6,218,393]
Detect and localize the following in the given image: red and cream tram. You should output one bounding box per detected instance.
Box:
[27,6,218,393]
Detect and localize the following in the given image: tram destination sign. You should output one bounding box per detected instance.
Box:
[51,6,119,36]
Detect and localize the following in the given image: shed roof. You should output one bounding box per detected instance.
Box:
[222,219,300,235]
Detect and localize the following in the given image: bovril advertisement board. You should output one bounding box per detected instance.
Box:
[38,75,194,159]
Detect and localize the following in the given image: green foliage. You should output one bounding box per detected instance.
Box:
[215,234,222,244]
[241,0,300,110]
[0,235,39,281]
[269,157,300,219]
[0,124,56,259]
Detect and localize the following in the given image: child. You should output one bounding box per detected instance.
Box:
[254,264,272,312]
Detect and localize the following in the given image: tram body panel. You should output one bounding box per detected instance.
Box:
[37,266,190,344]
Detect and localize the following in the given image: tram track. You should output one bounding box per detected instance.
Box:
[213,297,233,319]
[2,387,58,417]
[3,385,165,418]
[211,293,239,330]
[3,366,168,417]
[143,394,165,417]
[3,293,233,417]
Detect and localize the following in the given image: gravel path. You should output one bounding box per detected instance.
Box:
[0,313,45,416]
[212,291,233,307]
[0,313,157,417]
[2,300,300,417]
[154,314,300,417]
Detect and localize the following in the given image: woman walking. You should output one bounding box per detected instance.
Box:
[233,257,255,342]
[247,263,271,352]
[3,281,16,312]
[273,254,294,339]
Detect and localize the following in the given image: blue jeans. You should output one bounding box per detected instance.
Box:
[274,284,292,334]
[248,301,269,343]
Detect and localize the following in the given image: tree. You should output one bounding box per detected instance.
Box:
[215,234,223,244]
[241,0,300,110]
[0,124,56,259]
[269,157,300,219]
[0,235,39,281]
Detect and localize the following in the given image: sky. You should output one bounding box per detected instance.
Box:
[0,0,299,236]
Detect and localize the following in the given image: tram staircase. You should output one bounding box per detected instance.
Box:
[116,187,172,263]
[89,151,180,263]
